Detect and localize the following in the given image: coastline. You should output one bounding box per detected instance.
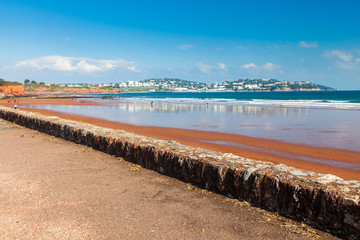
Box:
[0,107,353,238]
[2,98,359,181]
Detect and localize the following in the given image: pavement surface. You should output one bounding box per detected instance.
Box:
[0,119,339,239]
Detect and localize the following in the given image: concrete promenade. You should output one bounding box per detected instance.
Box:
[0,119,337,239]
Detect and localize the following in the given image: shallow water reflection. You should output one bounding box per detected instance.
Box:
[24,101,360,152]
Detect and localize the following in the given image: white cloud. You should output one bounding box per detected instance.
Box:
[299,41,318,48]
[77,60,101,72]
[262,62,280,71]
[195,62,227,73]
[236,46,243,49]
[241,62,281,71]
[178,44,194,50]
[127,66,139,72]
[14,56,138,73]
[217,63,227,70]
[335,61,355,70]
[324,50,352,62]
[323,49,360,70]
[196,63,212,73]
[241,63,256,69]
[334,60,360,70]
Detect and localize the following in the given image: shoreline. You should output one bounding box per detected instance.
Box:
[1,97,359,180]
[1,107,355,238]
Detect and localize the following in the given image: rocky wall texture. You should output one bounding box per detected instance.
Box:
[0,106,359,239]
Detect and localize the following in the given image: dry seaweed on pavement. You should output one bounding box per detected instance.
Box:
[129,163,141,172]
[261,212,322,239]
[281,222,322,239]
[81,146,95,153]
[223,198,251,208]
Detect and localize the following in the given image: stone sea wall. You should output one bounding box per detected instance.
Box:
[0,106,359,239]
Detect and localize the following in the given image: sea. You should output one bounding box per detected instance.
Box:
[115,91,360,109]
[25,91,360,152]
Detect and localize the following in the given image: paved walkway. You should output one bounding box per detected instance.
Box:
[0,119,338,239]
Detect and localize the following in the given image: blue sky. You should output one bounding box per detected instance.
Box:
[0,0,360,89]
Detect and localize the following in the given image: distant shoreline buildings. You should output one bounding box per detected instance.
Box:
[113,78,335,92]
[21,78,336,93]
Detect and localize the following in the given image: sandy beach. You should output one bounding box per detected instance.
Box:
[2,97,360,180]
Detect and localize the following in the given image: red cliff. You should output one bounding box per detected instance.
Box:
[24,86,121,95]
[0,85,25,96]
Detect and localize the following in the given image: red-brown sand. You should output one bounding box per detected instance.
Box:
[1,98,101,106]
[2,98,360,181]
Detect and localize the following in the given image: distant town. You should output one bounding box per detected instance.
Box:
[51,78,335,92]
[0,78,336,97]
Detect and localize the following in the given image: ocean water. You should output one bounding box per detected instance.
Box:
[96,90,360,110]
[24,91,360,152]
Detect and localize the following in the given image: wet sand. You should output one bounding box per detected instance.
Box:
[2,98,360,181]
[2,98,101,106]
